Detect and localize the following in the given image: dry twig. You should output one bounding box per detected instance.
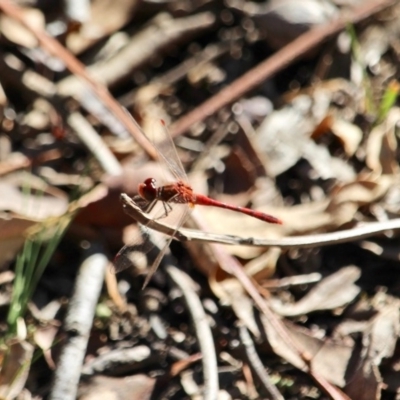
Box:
[0,0,154,156]
[166,265,219,400]
[238,323,284,400]
[49,243,108,400]
[120,193,400,249]
[170,0,397,137]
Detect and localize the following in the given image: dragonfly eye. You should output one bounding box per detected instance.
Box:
[138,178,157,201]
[144,178,156,187]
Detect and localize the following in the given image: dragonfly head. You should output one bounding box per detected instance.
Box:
[138,178,158,201]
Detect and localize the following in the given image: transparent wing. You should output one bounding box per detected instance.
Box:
[147,119,188,182]
[142,203,191,288]
[129,116,186,182]
[141,233,173,289]
[113,201,191,275]
[113,224,153,273]
[113,119,190,280]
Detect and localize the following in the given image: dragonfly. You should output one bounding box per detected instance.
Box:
[114,120,282,288]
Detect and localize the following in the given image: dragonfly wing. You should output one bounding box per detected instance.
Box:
[142,204,191,288]
[142,234,174,288]
[125,117,187,182]
[148,119,188,182]
[113,225,153,273]
[114,119,190,282]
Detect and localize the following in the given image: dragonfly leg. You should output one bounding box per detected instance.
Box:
[154,201,173,220]
[144,199,158,213]
[150,200,175,220]
[133,196,158,214]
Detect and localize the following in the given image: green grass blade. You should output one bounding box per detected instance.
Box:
[376,80,400,124]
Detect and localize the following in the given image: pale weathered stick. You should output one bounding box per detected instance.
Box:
[67,112,123,176]
[49,243,108,400]
[120,193,400,249]
[166,265,219,400]
[238,323,284,400]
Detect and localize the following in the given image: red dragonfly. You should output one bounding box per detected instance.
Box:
[114,120,282,287]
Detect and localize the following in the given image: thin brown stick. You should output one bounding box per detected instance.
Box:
[58,13,215,96]
[0,0,155,158]
[170,0,396,137]
[206,231,350,399]
[121,197,356,399]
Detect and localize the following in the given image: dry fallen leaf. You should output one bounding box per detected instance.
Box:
[328,175,393,212]
[33,323,60,370]
[78,374,156,400]
[344,358,383,400]
[330,118,363,157]
[260,314,353,387]
[0,173,68,220]
[256,93,355,182]
[229,0,338,49]
[270,265,361,316]
[244,247,282,281]
[0,216,36,270]
[209,274,261,338]
[366,107,400,176]
[0,341,34,400]
[67,0,139,54]
[363,294,400,365]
